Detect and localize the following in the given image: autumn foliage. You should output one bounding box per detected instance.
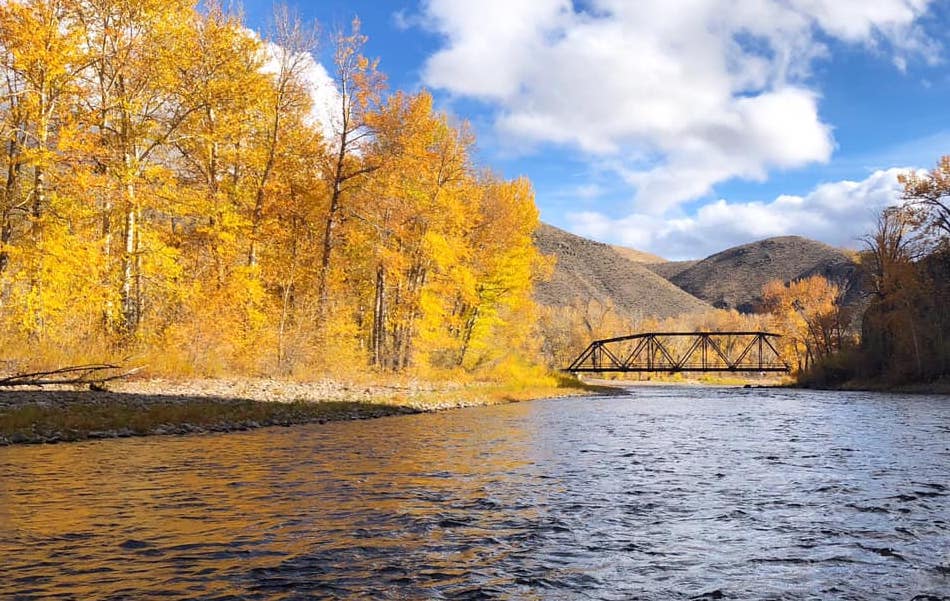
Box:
[761,275,853,374]
[767,156,950,387]
[0,1,546,378]
[856,157,950,384]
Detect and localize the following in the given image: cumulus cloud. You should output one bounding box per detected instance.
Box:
[568,168,909,259]
[418,0,936,210]
[257,34,342,141]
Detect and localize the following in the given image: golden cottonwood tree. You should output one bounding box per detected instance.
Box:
[0,0,96,341]
[246,6,317,269]
[354,91,471,370]
[448,175,547,371]
[762,275,851,373]
[350,91,548,373]
[76,0,198,335]
[858,192,949,383]
[899,155,950,240]
[316,17,384,324]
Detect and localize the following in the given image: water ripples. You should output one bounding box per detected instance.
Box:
[1,386,948,599]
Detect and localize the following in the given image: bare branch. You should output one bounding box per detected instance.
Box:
[0,364,144,388]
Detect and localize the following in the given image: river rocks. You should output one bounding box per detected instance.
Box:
[0,376,580,446]
[9,432,30,444]
[107,376,468,406]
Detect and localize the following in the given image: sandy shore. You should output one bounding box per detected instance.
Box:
[0,377,605,446]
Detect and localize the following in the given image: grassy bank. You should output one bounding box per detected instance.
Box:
[0,376,610,446]
[799,376,950,395]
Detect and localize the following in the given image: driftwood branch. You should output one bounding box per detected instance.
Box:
[0,364,144,388]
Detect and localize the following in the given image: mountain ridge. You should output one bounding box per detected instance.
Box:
[536,225,861,318]
[533,223,711,320]
[666,235,858,312]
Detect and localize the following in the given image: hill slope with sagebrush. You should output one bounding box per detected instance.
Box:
[663,236,859,312]
[533,224,711,319]
[645,259,698,280]
[609,245,666,264]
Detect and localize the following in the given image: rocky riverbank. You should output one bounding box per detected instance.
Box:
[0,376,602,445]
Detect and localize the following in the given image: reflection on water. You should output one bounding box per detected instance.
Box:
[1,387,948,600]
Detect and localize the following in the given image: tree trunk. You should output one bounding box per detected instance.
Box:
[0,213,12,276]
[317,176,343,325]
[120,179,138,334]
[248,98,280,268]
[32,166,45,220]
[277,216,300,370]
[395,263,427,370]
[371,263,385,367]
[0,132,22,277]
[457,305,479,367]
[247,185,265,267]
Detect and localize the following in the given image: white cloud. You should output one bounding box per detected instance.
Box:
[296,53,341,139]
[562,183,606,200]
[568,168,909,260]
[418,0,936,210]
[258,36,342,141]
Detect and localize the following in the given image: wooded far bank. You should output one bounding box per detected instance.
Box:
[1,1,946,391]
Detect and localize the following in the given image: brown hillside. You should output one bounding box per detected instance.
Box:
[667,236,859,313]
[534,224,711,319]
[646,260,698,279]
[610,245,666,264]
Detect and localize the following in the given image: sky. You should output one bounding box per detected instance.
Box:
[240,0,950,260]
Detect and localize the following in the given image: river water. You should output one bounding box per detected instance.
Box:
[1,386,948,600]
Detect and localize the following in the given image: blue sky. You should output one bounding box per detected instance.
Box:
[242,0,949,260]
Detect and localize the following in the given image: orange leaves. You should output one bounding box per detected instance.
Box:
[334,18,385,116]
[761,275,851,372]
[857,184,949,384]
[898,155,950,240]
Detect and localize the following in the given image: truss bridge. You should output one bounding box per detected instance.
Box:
[565,331,789,374]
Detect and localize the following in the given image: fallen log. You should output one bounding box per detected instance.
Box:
[0,364,143,389]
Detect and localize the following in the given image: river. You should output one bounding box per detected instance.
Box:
[1,386,948,600]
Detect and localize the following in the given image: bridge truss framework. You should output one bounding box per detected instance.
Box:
[565,331,790,374]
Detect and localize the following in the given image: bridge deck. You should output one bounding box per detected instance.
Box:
[565,331,790,374]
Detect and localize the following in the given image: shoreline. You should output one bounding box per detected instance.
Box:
[6,375,943,447]
[578,376,789,388]
[799,380,950,395]
[0,377,615,446]
[584,376,950,396]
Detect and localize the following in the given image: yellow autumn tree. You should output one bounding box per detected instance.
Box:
[352,90,472,371]
[762,275,851,373]
[0,0,110,354]
[448,175,548,375]
[315,17,385,328]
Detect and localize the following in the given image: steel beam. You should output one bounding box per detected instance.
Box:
[564,331,790,374]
